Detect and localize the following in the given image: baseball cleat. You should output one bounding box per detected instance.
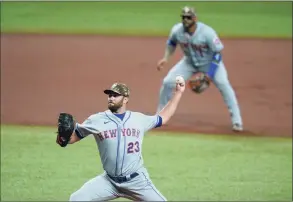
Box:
[232,123,243,132]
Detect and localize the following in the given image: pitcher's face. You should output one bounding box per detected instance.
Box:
[107,94,124,112]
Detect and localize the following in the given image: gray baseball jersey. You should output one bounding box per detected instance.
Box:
[156,21,243,127]
[70,110,166,201]
[168,21,224,70]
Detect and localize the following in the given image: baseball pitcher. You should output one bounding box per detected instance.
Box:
[56,81,185,201]
[156,6,243,132]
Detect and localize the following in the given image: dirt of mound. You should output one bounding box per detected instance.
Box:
[1,34,292,137]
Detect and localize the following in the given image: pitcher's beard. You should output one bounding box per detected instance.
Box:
[108,99,123,113]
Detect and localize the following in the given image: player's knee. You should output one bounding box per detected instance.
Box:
[214,77,231,89]
[69,191,90,201]
[148,194,167,201]
[159,195,167,201]
[69,192,80,201]
[162,77,176,88]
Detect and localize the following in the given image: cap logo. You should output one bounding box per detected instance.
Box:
[183,6,190,13]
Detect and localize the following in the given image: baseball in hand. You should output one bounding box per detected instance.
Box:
[175,75,185,86]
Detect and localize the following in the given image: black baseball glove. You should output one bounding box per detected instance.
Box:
[188,72,211,94]
[56,113,75,147]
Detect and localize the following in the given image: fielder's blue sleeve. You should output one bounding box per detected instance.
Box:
[207,52,222,79]
[155,116,163,128]
[167,39,177,47]
[167,25,178,47]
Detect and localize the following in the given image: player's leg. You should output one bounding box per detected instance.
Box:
[69,172,119,201]
[212,62,243,130]
[157,58,195,112]
[130,182,167,201]
[120,171,167,201]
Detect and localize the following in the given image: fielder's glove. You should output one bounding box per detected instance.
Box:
[188,72,211,94]
[56,113,75,147]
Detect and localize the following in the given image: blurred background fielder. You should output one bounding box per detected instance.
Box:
[156,6,243,132]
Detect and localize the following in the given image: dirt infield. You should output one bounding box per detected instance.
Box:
[1,34,292,137]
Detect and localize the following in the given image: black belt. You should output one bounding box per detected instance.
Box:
[107,172,139,184]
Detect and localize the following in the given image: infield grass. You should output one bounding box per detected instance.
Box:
[1,125,292,201]
[1,1,292,38]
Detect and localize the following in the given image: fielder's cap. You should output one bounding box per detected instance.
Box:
[104,83,130,97]
[181,6,196,16]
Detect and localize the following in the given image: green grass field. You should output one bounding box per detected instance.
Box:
[1,1,292,38]
[1,125,292,201]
